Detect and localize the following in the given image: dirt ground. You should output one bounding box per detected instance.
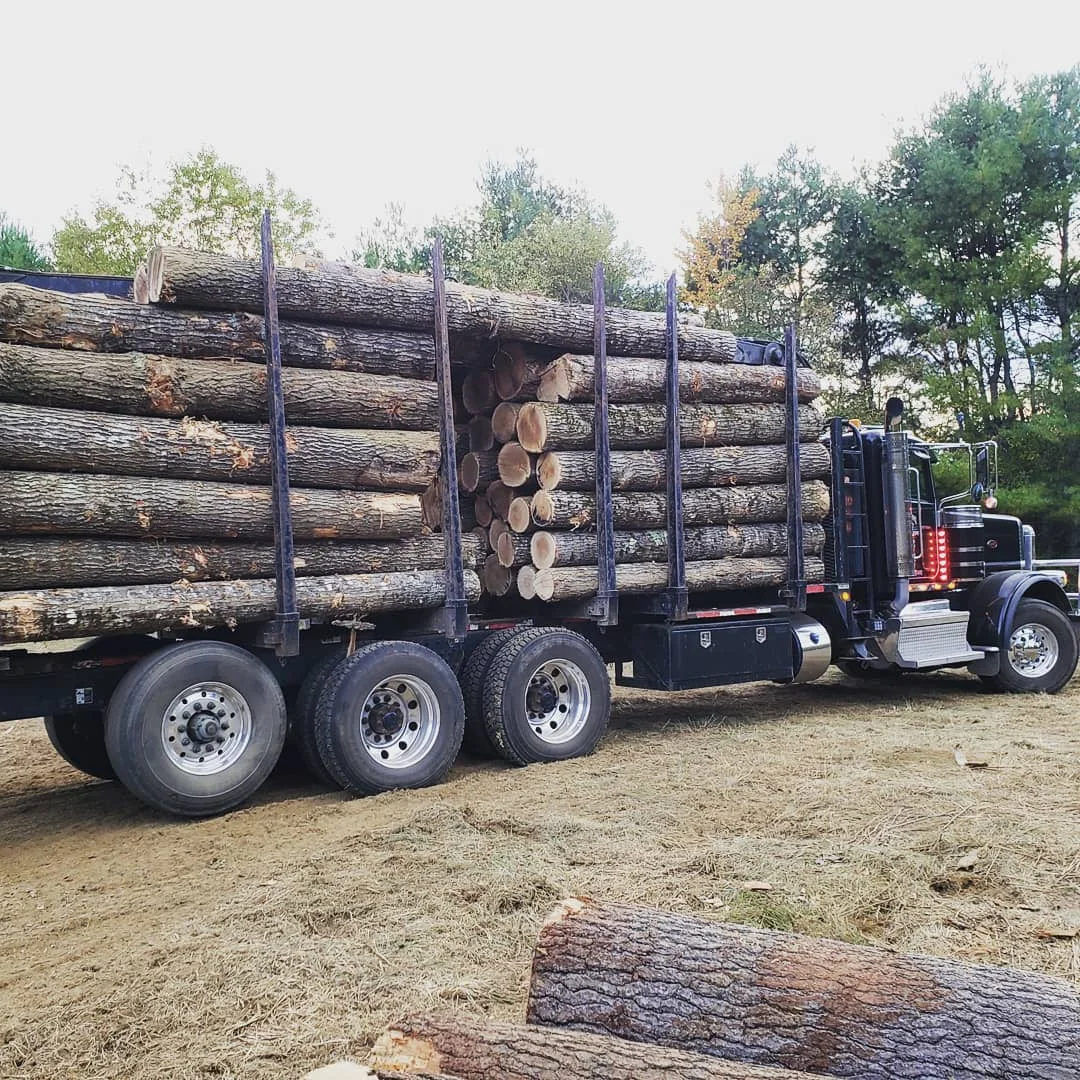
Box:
[1,670,1078,1079]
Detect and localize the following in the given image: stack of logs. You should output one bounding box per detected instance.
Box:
[459,339,831,603]
[312,897,1080,1080]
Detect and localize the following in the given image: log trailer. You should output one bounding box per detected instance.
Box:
[1,230,1076,817]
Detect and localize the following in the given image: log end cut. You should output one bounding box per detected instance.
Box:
[369,1030,443,1076]
[497,442,533,488]
[515,402,548,454]
[507,497,533,534]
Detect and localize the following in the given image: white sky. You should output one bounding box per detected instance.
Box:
[4,0,1079,274]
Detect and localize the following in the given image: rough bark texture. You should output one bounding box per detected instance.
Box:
[0,471,424,541]
[143,247,741,361]
[0,403,440,492]
[0,569,481,644]
[530,482,830,530]
[371,1013,823,1080]
[496,531,534,569]
[516,402,822,453]
[532,557,825,601]
[0,282,436,378]
[537,354,821,405]
[530,523,826,570]
[458,451,500,493]
[528,899,1080,1080]
[0,342,438,430]
[537,443,831,492]
[497,442,535,488]
[491,402,522,444]
[0,535,484,590]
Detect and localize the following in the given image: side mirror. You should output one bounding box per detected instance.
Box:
[974,446,990,495]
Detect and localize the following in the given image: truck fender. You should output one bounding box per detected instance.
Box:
[965,571,1072,665]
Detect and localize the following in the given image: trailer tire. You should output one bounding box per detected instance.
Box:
[313,642,464,795]
[458,628,522,756]
[985,598,1078,694]
[105,641,287,817]
[481,628,610,766]
[289,648,346,786]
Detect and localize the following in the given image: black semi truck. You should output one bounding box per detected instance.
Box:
[1,244,1076,817]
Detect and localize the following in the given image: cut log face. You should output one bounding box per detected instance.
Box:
[507,497,535,534]
[462,369,497,414]
[142,246,740,361]
[537,353,821,405]
[0,570,481,644]
[468,414,495,452]
[473,493,494,527]
[515,401,823,453]
[0,282,437,378]
[516,564,538,600]
[0,402,440,492]
[496,531,533,569]
[536,443,831,492]
[493,342,546,400]
[0,471,425,541]
[482,553,514,597]
[497,442,535,488]
[459,451,500,493]
[528,898,1080,1080]
[0,342,438,429]
[486,481,514,520]
[487,518,509,551]
[491,401,522,444]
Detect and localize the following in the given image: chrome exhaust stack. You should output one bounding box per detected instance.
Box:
[882,397,913,614]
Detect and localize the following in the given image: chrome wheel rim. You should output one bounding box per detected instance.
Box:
[161,682,252,775]
[525,659,591,744]
[1007,622,1059,678]
[360,674,440,768]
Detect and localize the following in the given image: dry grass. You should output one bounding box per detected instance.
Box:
[1,669,1078,1079]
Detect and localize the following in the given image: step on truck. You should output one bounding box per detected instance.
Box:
[1,227,1077,816]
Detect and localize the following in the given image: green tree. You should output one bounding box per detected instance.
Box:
[0,214,52,271]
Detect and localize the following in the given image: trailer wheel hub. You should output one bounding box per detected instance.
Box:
[161,682,252,775]
[525,660,591,745]
[359,675,441,769]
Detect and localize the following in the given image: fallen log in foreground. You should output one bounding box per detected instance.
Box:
[528,898,1080,1080]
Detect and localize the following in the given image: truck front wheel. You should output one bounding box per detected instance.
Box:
[985,599,1078,694]
[104,641,288,817]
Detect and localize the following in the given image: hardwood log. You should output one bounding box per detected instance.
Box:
[0,282,436,378]
[462,369,497,414]
[528,898,1080,1080]
[533,557,824,601]
[537,353,820,405]
[0,569,481,644]
[468,414,495,453]
[537,443,831,492]
[491,401,522,444]
[0,535,485,589]
[516,402,822,453]
[420,483,442,530]
[530,482,830,530]
[0,342,438,429]
[487,518,509,552]
[496,531,533,569]
[459,451,500,493]
[0,471,424,541]
[497,442,535,488]
[482,554,514,597]
[493,342,546,400]
[371,1013,822,1080]
[486,481,514,520]
[473,494,493,527]
[516,565,538,600]
[0,402,440,492]
[530,523,826,570]
[507,497,534,534]
[142,247,741,361]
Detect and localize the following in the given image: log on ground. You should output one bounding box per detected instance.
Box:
[516,401,822,453]
[371,1013,825,1080]
[0,569,481,644]
[0,535,484,590]
[527,898,1080,1080]
[0,282,436,378]
[0,403,440,492]
[142,246,740,361]
[0,471,425,541]
[530,483,830,530]
[537,443,831,491]
[530,523,826,570]
[0,342,438,429]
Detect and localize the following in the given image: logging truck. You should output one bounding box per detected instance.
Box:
[1,249,1077,819]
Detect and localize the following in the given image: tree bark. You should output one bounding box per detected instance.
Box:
[0,342,438,430]
[0,282,436,378]
[528,898,1080,1080]
[0,402,440,492]
[530,482,830,530]
[0,471,425,541]
[458,451,500,493]
[142,247,741,361]
[0,534,485,589]
[537,443,830,492]
[516,402,822,453]
[530,523,826,570]
[371,1013,823,1080]
[492,401,522,444]
[482,554,514,597]
[537,354,821,405]
[497,442,535,488]
[497,531,534,569]
[493,342,547,400]
[532,557,825,601]
[0,569,481,644]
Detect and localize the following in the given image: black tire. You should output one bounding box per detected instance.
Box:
[104,641,288,817]
[458,628,522,756]
[313,641,464,795]
[481,627,610,766]
[288,648,346,786]
[44,635,159,780]
[984,598,1078,694]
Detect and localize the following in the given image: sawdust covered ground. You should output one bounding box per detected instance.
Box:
[2,670,1078,1079]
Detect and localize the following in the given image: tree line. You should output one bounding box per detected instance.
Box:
[3,67,1078,551]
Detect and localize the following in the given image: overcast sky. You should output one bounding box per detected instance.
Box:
[4,0,1079,273]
